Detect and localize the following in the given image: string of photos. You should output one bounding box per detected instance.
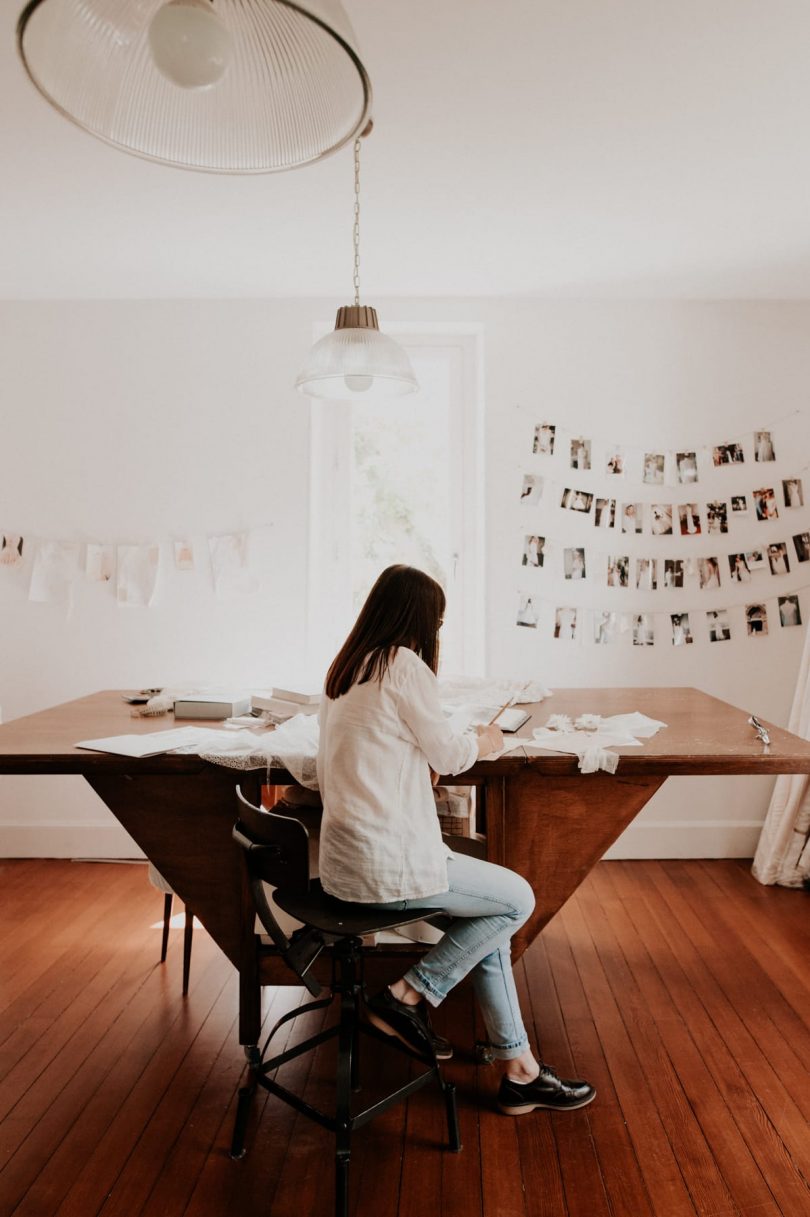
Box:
[0,527,269,608]
[517,417,809,645]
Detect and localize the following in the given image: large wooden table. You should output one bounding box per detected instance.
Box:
[2,688,809,1043]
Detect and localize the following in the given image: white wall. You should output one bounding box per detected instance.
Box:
[0,299,807,858]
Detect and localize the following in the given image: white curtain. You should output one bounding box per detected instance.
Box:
[752,625,810,886]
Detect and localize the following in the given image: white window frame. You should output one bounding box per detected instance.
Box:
[306,323,486,678]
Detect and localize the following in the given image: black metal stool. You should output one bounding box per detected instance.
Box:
[230,787,462,1217]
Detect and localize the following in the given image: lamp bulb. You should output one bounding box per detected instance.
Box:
[149,0,232,90]
[343,374,374,393]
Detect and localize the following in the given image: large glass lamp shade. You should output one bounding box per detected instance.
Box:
[16,0,372,173]
[295,307,419,400]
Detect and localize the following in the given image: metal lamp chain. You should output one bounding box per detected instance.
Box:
[353,138,361,307]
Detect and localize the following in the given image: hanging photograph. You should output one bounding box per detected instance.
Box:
[532,423,556,456]
[554,606,578,640]
[678,503,701,536]
[778,595,802,627]
[607,555,630,588]
[516,592,539,628]
[29,541,80,605]
[563,547,586,579]
[570,437,591,470]
[0,535,24,568]
[636,557,657,590]
[745,549,767,570]
[208,531,256,598]
[746,603,769,635]
[754,430,776,462]
[594,610,620,644]
[707,609,732,641]
[85,543,115,582]
[671,612,693,645]
[560,488,593,513]
[698,557,721,589]
[522,534,545,567]
[519,474,544,505]
[173,539,195,571]
[632,613,655,646]
[754,488,779,521]
[731,495,748,515]
[650,504,674,536]
[642,453,665,485]
[606,449,625,476]
[767,542,790,575]
[728,553,751,583]
[663,559,684,588]
[783,478,804,508]
[594,497,616,528]
[621,503,643,533]
[712,443,744,466]
[116,544,160,608]
[706,501,729,535]
[676,451,698,483]
[793,532,810,562]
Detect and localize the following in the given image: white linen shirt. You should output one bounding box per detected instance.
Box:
[316,646,478,902]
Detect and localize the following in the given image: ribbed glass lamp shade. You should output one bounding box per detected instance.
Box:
[295,306,419,400]
[16,0,372,173]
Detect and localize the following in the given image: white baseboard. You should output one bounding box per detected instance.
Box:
[0,818,764,862]
[0,821,145,859]
[604,819,764,860]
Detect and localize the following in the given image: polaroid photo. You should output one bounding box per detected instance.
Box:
[745,549,767,571]
[663,559,684,588]
[606,449,625,477]
[560,487,572,509]
[746,603,768,635]
[706,501,729,535]
[173,540,194,571]
[554,606,578,640]
[569,489,593,513]
[607,555,630,588]
[533,423,556,456]
[517,593,539,628]
[754,488,779,521]
[594,610,620,644]
[650,504,673,536]
[783,478,804,509]
[779,595,802,627]
[728,553,751,583]
[698,557,721,589]
[642,453,665,485]
[768,542,790,575]
[563,547,586,580]
[676,452,698,484]
[570,437,591,471]
[522,535,545,567]
[632,613,655,646]
[678,503,701,536]
[793,532,810,563]
[754,431,776,462]
[621,503,643,533]
[707,609,731,642]
[731,495,748,515]
[594,497,616,529]
[671,612,693,646]
[519,474,543,505]
[712,443,744,466]
[636,557,657,591]
[0,535,24,568]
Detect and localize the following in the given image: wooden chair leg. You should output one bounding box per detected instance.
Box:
[182,907,194,996]
[160,893,173,963]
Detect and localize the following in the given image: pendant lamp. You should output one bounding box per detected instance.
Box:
[16,0,372,173]
[295,134,418,400]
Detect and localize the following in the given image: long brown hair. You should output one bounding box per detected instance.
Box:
[325,565,446,699]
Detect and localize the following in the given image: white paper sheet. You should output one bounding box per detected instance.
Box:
[76,726,221,757]
[208,531,257,598]
[28,541,80,605]
[86,543,115,583]
[117,544,160,607]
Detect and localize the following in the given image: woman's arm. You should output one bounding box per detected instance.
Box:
[396,656,503,776]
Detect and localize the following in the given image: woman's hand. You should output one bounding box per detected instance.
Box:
[475,723,505,758]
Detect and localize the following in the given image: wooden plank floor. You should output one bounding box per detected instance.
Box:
[1,858,808,1217]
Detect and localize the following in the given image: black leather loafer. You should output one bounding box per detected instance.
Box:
[366,987,453,1060]
[497,1064,596,1114]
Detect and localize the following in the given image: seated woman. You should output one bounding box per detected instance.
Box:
[316,564,595,1116]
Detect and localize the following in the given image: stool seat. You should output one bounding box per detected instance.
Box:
[273,880,441,939]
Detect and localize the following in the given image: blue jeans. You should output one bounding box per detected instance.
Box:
[364,851,536,1060]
